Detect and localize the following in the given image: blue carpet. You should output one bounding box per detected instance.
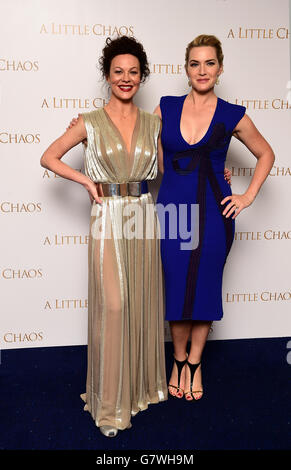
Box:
[0,337,290,451]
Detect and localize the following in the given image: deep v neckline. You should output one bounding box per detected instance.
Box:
[179,95,220,147]
[102,107,140,157]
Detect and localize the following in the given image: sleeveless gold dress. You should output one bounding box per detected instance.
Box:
[80,108,167,430]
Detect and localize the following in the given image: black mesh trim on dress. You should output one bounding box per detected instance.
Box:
[172,123,233,320]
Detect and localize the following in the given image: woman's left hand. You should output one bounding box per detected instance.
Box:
[224,167,232,185]
[221,193,254,219]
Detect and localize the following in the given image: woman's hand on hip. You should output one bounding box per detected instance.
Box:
[84,179,103,205]
[221,193,254,219]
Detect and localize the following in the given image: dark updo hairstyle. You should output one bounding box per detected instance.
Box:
[99,35,150,83]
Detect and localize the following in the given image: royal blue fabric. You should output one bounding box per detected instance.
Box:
[157,95,246,321]
[141,180,148,194]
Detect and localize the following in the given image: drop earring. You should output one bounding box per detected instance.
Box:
[216,75,220,85]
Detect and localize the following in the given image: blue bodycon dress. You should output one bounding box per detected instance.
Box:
[157,95,246,321]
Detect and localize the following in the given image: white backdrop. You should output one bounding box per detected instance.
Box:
[0,0,290,349]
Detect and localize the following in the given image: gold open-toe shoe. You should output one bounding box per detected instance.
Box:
[100,425,118,437]
[100,422,132,438]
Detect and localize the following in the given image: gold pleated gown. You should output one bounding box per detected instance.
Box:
[80,108,167,430]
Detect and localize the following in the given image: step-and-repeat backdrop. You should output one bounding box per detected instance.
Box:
[0,0,290,349]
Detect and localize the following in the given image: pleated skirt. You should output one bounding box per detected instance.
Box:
[81,193,167,430]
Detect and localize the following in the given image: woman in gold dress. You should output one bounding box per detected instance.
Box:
[40,36,168,437]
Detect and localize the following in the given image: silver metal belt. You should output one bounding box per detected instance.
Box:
[100,182,146,197]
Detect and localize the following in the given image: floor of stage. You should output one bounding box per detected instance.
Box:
[0,337,290,451]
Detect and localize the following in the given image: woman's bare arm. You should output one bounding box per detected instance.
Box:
[40,116,102,204]
[222,114,275,218]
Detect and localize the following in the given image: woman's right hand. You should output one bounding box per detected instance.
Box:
[66,115,80,130]
[84,179,103,205]
[67,114,87,144]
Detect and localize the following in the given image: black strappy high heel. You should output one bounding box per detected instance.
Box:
[184,360,203,401]
[168,355,188,398]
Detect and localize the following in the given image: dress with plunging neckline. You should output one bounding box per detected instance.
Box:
[157,94,246,321]
[179,95,219,147]
[79,107,167,431]
[102,107,140,158]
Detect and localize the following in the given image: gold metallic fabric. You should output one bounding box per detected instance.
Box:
[80,108,167,430]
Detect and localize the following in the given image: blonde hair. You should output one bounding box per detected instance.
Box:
[185,34,224,66]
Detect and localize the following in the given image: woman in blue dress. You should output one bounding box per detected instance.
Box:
[154,35,275,401]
